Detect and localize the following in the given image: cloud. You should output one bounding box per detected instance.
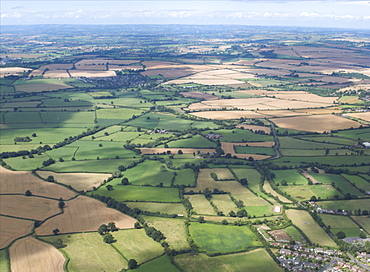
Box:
[11,6,24,10]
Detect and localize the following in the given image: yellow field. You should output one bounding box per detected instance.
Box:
[139,148,215,155]
[35,196,136,235]
[0,67,32,77]
[141,69,193,78]
[165,78,243,85]
[263,181,292,203]
[40,64,73,70]
[258,110,309,117]
[69,70,116,77]
[142,60,183,69]
[271,114,362,132]
[190,111,268,120]
[9,236,65,272]
[36,171,111,191]
[109,64,144,70]
[187,195,217,215]
[346,112,370,122]
[43,70,70,78]
[185,169,217,193]
[285,209,337,247]
[236,124,271,133]
[15,83,73,92]
[294,108,343,115]
[29,69,44,76]
[0,216,34,249]
[0,167,76,199]
[0,195,59,221]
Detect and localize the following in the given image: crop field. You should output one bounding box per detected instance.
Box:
[230,167,261,191]
[35,196,136,235]
[245,205,277,217]
[40,232,126,271]
[14,81,73,92]
[209,128,273,143]
[211,194,238,214]
[0,216,34,249]
[299,136,358,146]
[263,181,293,203]
[165,135,217,148]
[134,255,180,272]
[9,237,65,272]
[281,184,340,201]
[218,181,268,206]
[0,195,59,221]
[190,110,268,120]
[142,68,193,78]
[36,171,110,191]
[187,195,216,215]
[234,145,275,156]
[284,226,307,244]
[278,136,342,149]
[285,209,337,247]
[127,202,186,216]
[69,70,116,77]
[180,91,218,100]
[334,127,370,141]
[309,173,363,197]
[318,199,370,212]
[351,216,370,234]
[189,223,262,253]
[0,67,32,77]
[96,108,144,120]
[92,185,181,202]
[144,217,189,251]
[272,170,308,185]
[236,124,271,133]
[319,214,361,237]
[209,168,234,180]
[174,248,283,272]
[43,70,70,78]
[186,169,218,192]
[221,142,271,160]
[0,166,77,199]
[271,115,361,133]
[341,174,370,193]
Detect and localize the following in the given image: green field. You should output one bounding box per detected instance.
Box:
[0,249,9,272]
[134,255,180,272]
[309,173,364,197]
[298,136,358,145]
[109,229,164,264]
[244,205,277,217]
[174,248,283,272]
[281,184,340,201]
[92,185,181,202]
[211,194,237,214]
[234,146,275,156]
[125,202,186,216]
[279,149,326,156]
[143,217,190,251]
[341,174,370,193]
[273,155,370,167]
[285,209,337,247]
[334,128,370,142]
[164,135,217,148]
[205,129,273,142]
[318,199,370,213]
[189,223,262,253]
[4,153,52,170]
[187,195,216,215]
[319,214,361,237]
[284,225,307,244]
[96,108,144,120]
[272,170,308,185]
[40,232,127,271]
[278,137,342,149]
[351,216,370,234]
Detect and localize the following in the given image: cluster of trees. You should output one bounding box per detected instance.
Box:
[98,222,118,244]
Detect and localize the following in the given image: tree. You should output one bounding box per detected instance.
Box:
[198,216,205,223]
[25,190,32,196]
[359,231,367,239]
[178,150,183,155]
[237,209,247,218]
[229,211,236,217]
[47,175,55,182]
[98,224,108,235]
[239,178,248,186]
[58,200,65,209]
[108,222,117,232]
[128,259,138,269]
[281,180,288,186]
[134,222,142,229]
[222,219,228,225]
[310,196,317,202]
[106,184,114,191]
[52,228,60,235]
[160,165,166,171]
[103,233,115,244]
[121,177,130,185]
[53,238,65,249]
[336,231,346,239]
[203,188,212,199]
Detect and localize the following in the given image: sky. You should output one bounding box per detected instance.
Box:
[1,0,370,29]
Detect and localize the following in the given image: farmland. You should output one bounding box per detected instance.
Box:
[1,24,370,272]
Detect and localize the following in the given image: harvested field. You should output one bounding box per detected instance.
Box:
[236,124,271,133]
[294,108,343,115]
[271,115,362,133]
[15,83,73,92]
[211,194,237,214]
[218,181,268,206]
[36,171,111,191]
[0,216,34,249]
[142,69,194,78]
[187,195,216,215]
[43,70,70,78]
[263,180,292,203]
[109,64,143,70]
[185,169,217,193]
[142,61,182,69]
[258,110,309,117]
[301,172,320,184]
[35,196,136,235]
[346,112,370,122]
[221,142,272,160]
[0,167,76,199]
[0,195,59,221]
[0,67,32,77]
[268,229,291,241]
[190,110,268,120]
[69,70,116,78]
[29,69,44,77]
[285,209,337,247]
[180,91,218,100]
[165,78,243,85]
[9,236,65,272]
[139,148,215,155]
[39,64,73,70]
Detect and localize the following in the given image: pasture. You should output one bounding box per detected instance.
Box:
[234,146,275,156]
[211,194,237,214]
[0,216,34,249]
[0,166,76,199]
[351,216,370,234]
[134,255,180,272]
[0,249,9,272]
[163,135,217,148]
[281,184,340,201]
[263,181,292,203]
[35,196,136,235]
[285,209,337,247]
[189,223,262,253]
[244,205,277,217]
[144,217,189,251]
[9,237,65,272]
[174,248,283,272]
[284,225,307,244]
[92,185,181,202]
[190,110,268,120]
[341,174,370,193]
[40,232,126,271]
[96,108,144,120]
[319,214,361,237]
[272,170,308,185]
[126,202,186,216]
[317,199,370,212]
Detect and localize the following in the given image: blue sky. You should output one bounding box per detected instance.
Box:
[1,1,370,29]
